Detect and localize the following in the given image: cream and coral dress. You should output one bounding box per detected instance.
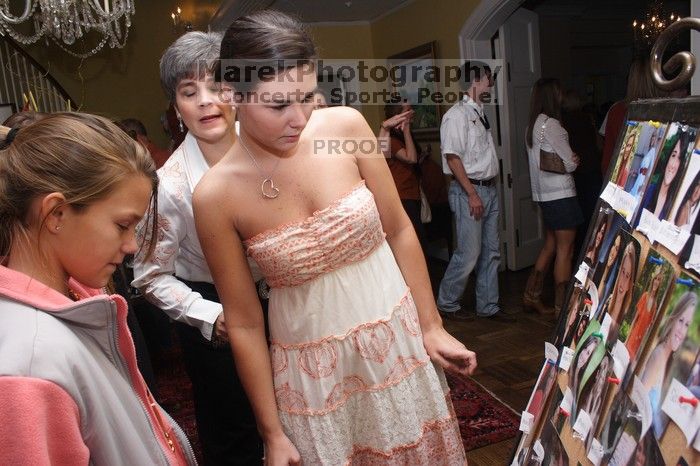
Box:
[244,181,465,465]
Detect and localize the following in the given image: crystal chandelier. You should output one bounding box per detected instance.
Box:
[632,1,681,48]
[0,1,135,58]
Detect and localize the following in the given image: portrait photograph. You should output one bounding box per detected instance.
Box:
[591,211,632,306]
[610,123,641,190]
[618,249,675,373]
[625,122,669,199]
[669,142,700,231]
[638,273,700,439]
[595,231,640,346]
[637,123,698,224]
[569,320,605,420]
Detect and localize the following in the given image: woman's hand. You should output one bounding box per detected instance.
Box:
[381,109,414,131]
[264,432,301,466]
[423,326,477,376]
[213,312,229,342]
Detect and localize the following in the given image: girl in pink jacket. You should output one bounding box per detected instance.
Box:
[0,113,196,465]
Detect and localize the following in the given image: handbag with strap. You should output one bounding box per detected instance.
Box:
[539,117,567,174]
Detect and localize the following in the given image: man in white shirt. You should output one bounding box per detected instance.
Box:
[437,60,514,323]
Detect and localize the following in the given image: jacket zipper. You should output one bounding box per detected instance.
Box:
[162,405,197,464]
[106,301,175,465]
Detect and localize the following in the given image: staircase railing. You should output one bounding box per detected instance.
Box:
[0,36,72,114]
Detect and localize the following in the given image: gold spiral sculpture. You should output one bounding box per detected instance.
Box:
[650,17,700,92]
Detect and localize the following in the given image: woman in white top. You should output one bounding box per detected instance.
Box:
[131,32,263,464]
[524,78,581,316]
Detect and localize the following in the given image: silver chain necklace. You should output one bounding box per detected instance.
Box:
[239,137,281,199]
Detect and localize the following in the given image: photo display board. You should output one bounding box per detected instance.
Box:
[511,97,700,466]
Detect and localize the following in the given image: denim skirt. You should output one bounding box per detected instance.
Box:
[539,196,583,230]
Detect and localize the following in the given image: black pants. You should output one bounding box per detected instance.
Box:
[402,198,428,251]
[177,279,264,466]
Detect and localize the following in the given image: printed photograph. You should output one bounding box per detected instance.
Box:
[638,123,698,223]
[619,249,675,371]
[669,144,700,230]
[595,231,640,345]
[625,122,668,198]
[597,388,636,464]
[569,321,605,420]
[610,123,641,189]
[639,273,700,439]
[591,211,632,305]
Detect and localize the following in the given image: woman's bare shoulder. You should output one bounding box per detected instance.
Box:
[307,106,368,136]
[194,160,242,208]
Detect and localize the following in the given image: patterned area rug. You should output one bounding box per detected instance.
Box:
[446,372,520,452]
[154,348,519,462]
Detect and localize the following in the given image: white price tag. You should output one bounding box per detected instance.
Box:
[560,387,573,418]
[661,378,700,444]
[559,347,575,372]
[544,342,559,365]
[612,340,630,380]
[587,438,605,466]
[636,209,661,243]
[519,411,534,434]
[575,262,590,284]
[657,220,692,254]
[572,410,593,439]
[600,182,616,205]
[532,439,544,462]
[611,189,639,223]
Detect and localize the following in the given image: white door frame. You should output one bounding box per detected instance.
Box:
[458,0,524,60]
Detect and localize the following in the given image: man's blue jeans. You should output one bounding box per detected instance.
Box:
[437,181,500,316]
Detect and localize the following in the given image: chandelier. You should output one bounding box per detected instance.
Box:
[632,1,681,48]
[0,1,135,58]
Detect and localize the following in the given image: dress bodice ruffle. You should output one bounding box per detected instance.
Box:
[244,182,386,288]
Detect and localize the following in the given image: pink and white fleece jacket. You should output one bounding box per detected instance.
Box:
[0,265,196,465]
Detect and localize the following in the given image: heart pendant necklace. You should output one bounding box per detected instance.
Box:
[239,137,281,199]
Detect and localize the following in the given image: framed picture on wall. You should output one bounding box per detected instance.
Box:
[387,41,441,140]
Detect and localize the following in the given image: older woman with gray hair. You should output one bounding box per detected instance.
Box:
[132,31,263,464]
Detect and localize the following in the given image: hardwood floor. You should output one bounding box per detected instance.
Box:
[427,259,556,465]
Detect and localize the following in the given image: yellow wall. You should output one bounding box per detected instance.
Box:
[371,0,478,60]
[370,0,479,154]
[23,1,187,147]
[314,0,480,151]
[20,0,479,148]
[310,23,374,59]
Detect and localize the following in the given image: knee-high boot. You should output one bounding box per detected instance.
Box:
[523,269,553,315]
[554,282,569,318]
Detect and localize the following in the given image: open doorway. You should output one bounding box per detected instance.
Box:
[459,0,691,271]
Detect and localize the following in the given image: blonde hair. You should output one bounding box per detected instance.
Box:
[609,242,638,320]
[0,112,159,258]
[658,291,698,345]
[626,56,665,102]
